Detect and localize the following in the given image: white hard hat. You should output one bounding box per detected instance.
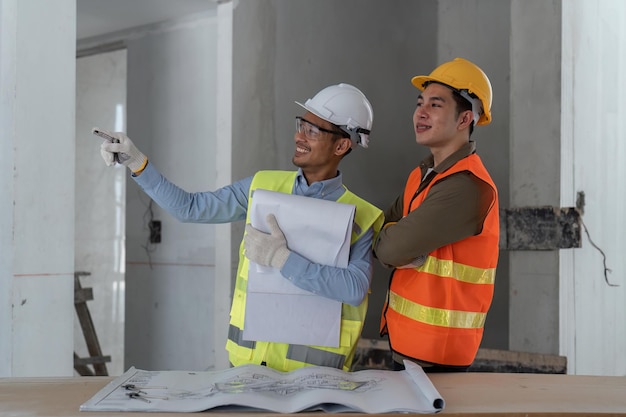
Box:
[295,83,374,148]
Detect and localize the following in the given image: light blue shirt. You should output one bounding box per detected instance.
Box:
[133,162,375,306]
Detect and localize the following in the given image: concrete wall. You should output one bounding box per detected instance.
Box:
[0,0,16,376]
[0,0,76,376]
[75,49,127,376]
[437,0,511,353]
[561,0,626,376]
[123,11,221,371]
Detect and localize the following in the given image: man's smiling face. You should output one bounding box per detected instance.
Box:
[292,112,344,172]
[413,83,464,149]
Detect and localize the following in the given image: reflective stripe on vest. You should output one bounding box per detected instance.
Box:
[419,255,496,285]
[286,345,345,369]
[227,170,383,372]
[227,323,345,369]
[228,324,255,349]
[388,290,486,328]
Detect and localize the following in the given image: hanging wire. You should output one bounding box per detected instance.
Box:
[580,217,618,287]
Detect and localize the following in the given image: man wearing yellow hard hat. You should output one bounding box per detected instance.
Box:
[375,58,500,373]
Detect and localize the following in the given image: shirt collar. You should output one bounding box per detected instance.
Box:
[295,168,344,198]
[420,141,477,174]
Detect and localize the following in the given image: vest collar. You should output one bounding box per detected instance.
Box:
[420,141,477,176]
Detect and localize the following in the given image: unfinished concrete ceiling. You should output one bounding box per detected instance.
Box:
[76,0,217,40]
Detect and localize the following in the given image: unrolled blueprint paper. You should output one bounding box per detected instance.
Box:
[80,361,445,414]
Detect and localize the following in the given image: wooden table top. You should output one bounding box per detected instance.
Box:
[1,371,625,416]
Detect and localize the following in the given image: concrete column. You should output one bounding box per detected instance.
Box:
[437,0,512,350]
[509,0,562,355]
[214,0,234,370]
[0,0,76,376]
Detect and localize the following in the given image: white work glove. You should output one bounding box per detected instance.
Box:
[98,129,147,173]
[244,214,291,269]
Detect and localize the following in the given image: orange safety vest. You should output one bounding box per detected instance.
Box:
[380,154,499,367]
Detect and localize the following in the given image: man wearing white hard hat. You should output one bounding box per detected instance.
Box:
[96,83,383,372]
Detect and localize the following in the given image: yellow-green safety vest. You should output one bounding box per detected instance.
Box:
[226,170,383,371]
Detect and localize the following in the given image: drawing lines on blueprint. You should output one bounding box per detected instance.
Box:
[215,370,381,396]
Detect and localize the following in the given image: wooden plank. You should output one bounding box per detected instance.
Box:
[73,355,112,366]
[74,272,110,376]
[73,352,94,376]
[501,206,582,250]
[353,339,567,374]
[74,287,93,303]
[472,348,567,374]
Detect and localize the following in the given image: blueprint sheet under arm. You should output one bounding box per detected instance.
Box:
[244,189,356,347]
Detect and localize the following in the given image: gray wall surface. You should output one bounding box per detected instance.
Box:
[437,0,511,351]
[560,0,626,375]
[1,0,77,377]
[75,49,127,376]
[124,14,220,371]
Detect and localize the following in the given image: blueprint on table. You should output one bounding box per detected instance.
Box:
[80,361,444,414]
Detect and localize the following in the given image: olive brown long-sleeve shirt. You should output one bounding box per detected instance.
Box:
[374,141,495,268]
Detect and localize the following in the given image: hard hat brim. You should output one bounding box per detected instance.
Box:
[294,100,328,123]
[411,75,434,91]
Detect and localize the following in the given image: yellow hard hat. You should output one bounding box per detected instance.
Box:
[411,57,492,126]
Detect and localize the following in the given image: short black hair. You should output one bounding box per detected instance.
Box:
[330,125,353,157]
[450,90,475,136]
[424,81,475,136]
[330,132,353,158]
